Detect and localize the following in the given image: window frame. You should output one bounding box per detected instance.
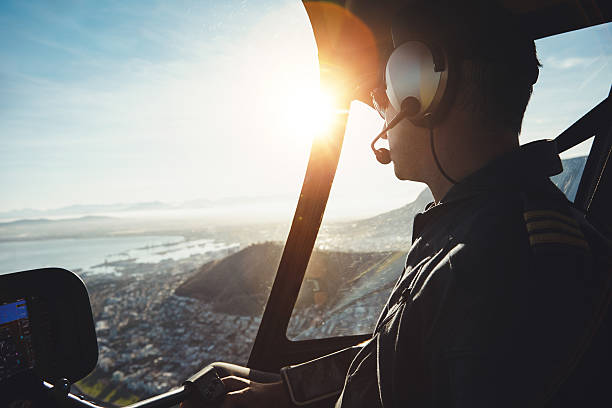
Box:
[247,28,611,375]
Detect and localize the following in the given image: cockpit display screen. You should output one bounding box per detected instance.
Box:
[0,299,35,381]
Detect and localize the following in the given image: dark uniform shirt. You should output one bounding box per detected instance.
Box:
[335,140,612,407]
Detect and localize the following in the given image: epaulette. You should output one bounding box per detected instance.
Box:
[521,194,590,253]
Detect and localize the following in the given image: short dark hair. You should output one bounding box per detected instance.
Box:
[456,52,541,134]
[393,0,541,134]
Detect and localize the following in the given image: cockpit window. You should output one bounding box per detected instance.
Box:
[287,22,611,340]
[1,0,316,403]
[521,22,611,202]
[1,0,609,399]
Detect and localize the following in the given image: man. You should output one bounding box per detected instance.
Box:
[184,1,612,406]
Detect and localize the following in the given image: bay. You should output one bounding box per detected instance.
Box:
[0,235,184,275]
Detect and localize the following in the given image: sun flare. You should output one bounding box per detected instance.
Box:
[285,87,339,140]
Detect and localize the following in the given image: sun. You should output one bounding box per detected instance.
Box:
[285,87,338,140]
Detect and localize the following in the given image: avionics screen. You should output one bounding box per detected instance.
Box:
[0,299,35,381]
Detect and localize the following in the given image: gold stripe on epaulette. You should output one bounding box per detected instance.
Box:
[526,220,585,237]
[523,210,579,226]
[529,232,589,250]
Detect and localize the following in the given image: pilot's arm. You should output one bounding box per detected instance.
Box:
[182,377,290,408]
[181,344,364,407]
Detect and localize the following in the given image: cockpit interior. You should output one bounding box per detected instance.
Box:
[1,0,610,407]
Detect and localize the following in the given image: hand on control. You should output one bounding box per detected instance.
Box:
[181,376,291,408]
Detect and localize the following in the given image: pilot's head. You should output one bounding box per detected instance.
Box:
[373,0,540,190]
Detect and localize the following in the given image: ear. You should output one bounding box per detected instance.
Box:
[385,41,452,127]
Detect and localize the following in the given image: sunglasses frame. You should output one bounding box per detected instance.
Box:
[370,87,389,119]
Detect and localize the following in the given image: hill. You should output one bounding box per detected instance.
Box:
[175,242,401,318]
[315,188,433,252]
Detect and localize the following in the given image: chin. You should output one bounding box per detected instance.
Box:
[393,162,424,182]
[393,164,413,181]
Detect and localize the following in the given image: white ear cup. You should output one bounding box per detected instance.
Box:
[385,41,442,115]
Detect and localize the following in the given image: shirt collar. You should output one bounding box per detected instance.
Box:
[412,140,563,241]
[442,139,563,204]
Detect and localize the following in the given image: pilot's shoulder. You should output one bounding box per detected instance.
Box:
[520,191,592,255]
[460,191,527,245]
[459,188,591,257]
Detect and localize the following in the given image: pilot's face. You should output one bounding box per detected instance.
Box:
[383,103,430,182]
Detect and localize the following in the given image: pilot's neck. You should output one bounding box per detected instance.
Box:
[425,125,519,203]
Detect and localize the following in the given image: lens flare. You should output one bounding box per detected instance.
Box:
[286,87,340,139]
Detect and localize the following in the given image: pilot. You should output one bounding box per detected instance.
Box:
[183,0,612,407]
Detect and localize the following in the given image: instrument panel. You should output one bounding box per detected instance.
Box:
[0,298,36,381]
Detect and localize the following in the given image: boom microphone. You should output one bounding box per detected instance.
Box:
[370,96,420,164]
[371,132,392,164]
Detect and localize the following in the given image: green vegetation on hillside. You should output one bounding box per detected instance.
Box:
[76,368,140,407]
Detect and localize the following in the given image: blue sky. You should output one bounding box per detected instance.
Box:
[520,22,611,149]
[0,0,320,214]
[0,1,610,218]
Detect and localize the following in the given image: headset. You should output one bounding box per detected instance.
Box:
[385,38,452,126]
[370,36,458,183]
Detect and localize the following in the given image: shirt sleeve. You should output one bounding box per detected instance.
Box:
[280,343,369,406]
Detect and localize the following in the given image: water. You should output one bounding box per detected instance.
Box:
[0,235,194,275]
[127,238,239,264]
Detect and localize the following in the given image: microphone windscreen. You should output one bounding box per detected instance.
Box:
[375,148,392,164]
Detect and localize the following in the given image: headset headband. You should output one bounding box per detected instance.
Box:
[390,0,538,82]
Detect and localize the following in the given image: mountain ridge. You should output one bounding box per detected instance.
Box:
[175,242,397,317]
[0,215,114,226]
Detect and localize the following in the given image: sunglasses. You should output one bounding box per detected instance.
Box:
[370,87,390,119]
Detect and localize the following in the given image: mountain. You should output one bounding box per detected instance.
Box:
[0,194,297,221]
[551,155,588,202]
[175,242,400,317]
[315,188,433,252]
[0,202,172,220]
[0,215,113,227]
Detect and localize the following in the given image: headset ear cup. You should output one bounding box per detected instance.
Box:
[385,41,448,126]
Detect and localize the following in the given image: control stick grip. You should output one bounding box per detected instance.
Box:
[183,366,226,404]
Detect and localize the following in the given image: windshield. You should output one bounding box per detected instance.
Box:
[1,0,610,403]
[287,22,611,340]
[1,0,319,403]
